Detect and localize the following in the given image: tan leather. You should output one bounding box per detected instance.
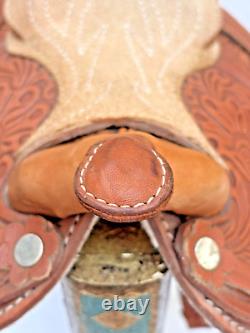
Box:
[8,129,229,220]
[150,14,250,331]
[0,4,249,332]
[4,0,223,165]
[74,135,173,222]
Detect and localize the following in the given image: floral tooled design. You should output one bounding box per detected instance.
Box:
[175,33,250,324]
[0,11,56,226]
[179,220,236,289]
[0,217,61,287]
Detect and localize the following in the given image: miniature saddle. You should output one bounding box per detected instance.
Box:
[0,1,249,332]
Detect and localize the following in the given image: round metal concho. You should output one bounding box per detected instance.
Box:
[194,237,221,271]
[14,233,44,268]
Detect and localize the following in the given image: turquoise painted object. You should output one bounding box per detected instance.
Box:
[80,293,151,333]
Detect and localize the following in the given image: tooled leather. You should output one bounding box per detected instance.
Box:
[151,214,249,333]
[0,0,59,305]
[75,135,173,222]
[0,5,97,328]
[0,214,97,328]
[4,0,223,164]
[151,21,250,332]
[0,2,249,332]
[175,30,250,326]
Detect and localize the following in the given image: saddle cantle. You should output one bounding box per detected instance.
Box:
[0,1,249,332]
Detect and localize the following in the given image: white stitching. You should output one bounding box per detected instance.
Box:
[0,293,31,316]
[167,232,174,241]
[85,24,108,91]
[157,0,202,90]
[123,22,151,94]
[136,0,154,56]
[27,0,79,100]
[44,0,75,38]
[79,142,168,208]
[205,298,249,332]
[0,215,81,316]
[167,234,249,332]
[63,214,80,246]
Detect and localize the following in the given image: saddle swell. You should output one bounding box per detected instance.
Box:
[153,11,250,333]
[0,0,97,327]
[0,1,249,332]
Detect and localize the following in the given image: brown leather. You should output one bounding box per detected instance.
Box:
[182,295,208,328]
[0,3,249,332]
[175,13,250,329]
[0,2,98,327]
[8,129,229,220]
[4,0,222,164]
[149,13,250,333]
[74,135,173,222]
[222,10,250,53]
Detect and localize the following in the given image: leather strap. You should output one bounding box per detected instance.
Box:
[150,13,250,333]
[0,4,249,332]
[0,6,97,327]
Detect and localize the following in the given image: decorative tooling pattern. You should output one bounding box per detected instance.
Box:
[4,0,223,163]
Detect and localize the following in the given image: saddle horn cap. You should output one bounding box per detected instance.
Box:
[74,135,173,222]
